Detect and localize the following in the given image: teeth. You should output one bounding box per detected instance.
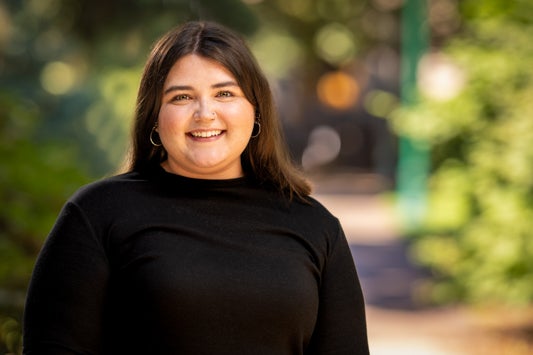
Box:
[190,130,222,138]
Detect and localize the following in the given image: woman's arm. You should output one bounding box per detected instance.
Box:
[23,202,109,355]
[307,222,370,354]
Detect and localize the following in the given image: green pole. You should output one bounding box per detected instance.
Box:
[397,0,430,231]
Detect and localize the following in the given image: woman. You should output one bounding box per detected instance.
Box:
[23,21,369,354]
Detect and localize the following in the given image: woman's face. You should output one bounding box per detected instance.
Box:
[157,54,255,179]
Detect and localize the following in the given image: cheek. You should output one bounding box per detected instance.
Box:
[157,106,186,132]
[226,105,255,132]
[157,106,171,127]
[234,117,255,141]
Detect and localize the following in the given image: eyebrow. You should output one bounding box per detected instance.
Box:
[163,81,239,95]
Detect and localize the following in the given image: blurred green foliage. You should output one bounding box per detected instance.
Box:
[0,315,22,355]
[392,0,533,305]
[0,88,91,354]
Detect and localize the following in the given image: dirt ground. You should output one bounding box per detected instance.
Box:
[366,306,533,355]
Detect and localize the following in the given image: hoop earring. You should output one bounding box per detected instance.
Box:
[251,121,261,138]
[150,125,162,147]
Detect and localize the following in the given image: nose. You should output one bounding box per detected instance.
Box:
[194,99,216,121]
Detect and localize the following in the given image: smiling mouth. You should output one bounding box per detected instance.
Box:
[188,130,223,138]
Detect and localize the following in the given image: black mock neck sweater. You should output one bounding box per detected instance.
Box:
[23,167,369,354]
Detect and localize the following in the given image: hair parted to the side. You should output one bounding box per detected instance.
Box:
[126,21,311,199]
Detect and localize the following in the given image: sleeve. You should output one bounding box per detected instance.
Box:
[306,221,370,355]
[23,201,110,355]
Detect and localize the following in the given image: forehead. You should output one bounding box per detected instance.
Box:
[165,54,236,83]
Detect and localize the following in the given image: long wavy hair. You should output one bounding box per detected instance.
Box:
[127,21,311,199]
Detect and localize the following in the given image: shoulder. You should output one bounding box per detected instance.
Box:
[293,195,337,219]
[68,171,150,209]
[285,194,342,234]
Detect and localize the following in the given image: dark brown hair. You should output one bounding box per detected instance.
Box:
[127,21,311,198]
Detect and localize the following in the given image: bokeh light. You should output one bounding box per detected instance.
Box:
[364,89,399,118]
[417,52,466,101]
[316,70,360,110]
[302,125,341,170]
[429,0,460,38]
[275,0,316,20]
[40,61,78,95]
[316,0,364,20]
[251,29,304,78]
[314,22,356,65]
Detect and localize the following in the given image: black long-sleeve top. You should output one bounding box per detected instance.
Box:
[23,166,369,354]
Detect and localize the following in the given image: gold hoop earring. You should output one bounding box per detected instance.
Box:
[150,125,162,147]
[251,121,261,138]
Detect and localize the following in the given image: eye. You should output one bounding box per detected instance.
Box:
[172,94,192,101]
[216,90,234,98]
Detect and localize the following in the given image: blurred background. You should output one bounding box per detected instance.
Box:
[1,0,533,353]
